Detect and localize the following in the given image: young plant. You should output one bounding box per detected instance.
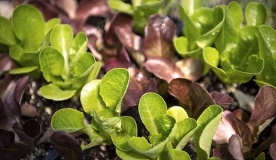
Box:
[107,0,163,33]
[50,68,130,149]
[38,24,101,101]
[113,92,223,160]
[0,4,60,78]
[213,85,276,159]
[174,1,268,85]
[0,76,41,159]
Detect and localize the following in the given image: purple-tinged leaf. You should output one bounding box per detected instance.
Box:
[210,91,234,107]
[13,127,35,152]
[105,13,141,52]
[143,14,176,59]
[233,117,255,152]
[0,99,4,117]
[228,135,244,160]
[175,58,204,82]
[105,47,131,71]
[0,129,25,160]
[76,0,111,24]
[85,26,104,60]
[0,54,17,71]
[168,78,192,107]
[144,57,185,82]
[0,74,13,99]
[122,75,156,111]
[21,103,37,118]
[14,76,29,105]
[28,0,59,21]
[213,110,237,145]
[270,142,276,160]
[253,125,276,157]
[189,83,215,118]
[23,119,41,139]
[213,135,244,160]
[248,85,276,128]
[3,79,21,126]
[51,131,83,160]
[233,109,250,122]
[213,143,236,160]
[50,0,77,19]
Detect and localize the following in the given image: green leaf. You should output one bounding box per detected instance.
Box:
[167,106,189,122]
[116,149,150,160]
[158,143,191,160]
[203,47,219,67]
[50,24,73,77]
[173,37,189,54]
[128,137,167,159]
[9,45,39,67]
[215,3,238,53]
[178,5,200,50]
[193,105,223,159]
[255,152,265,160]
[39,84,76,101]
[0,16,18,46]
[111,116,137,151]
[39,46,64,82]
[12,4,45,51]
[70,32,88,60]
[99,68,130,112]
[50,24,73,54]
[175,118,197,150]
[191,8,214,35]
[257,25,276,87]
[245,2,267,26]
[203,47,228,82]
[180,0,204,16]
[51,108,85,132]
[227,1,243,30]
[9,66,38,74]
[70,52,95,78]
[196,7,224,48]
[45,18,60,35]
[138,92,167,135]
[108,0,134,15]
[80,80,106,114]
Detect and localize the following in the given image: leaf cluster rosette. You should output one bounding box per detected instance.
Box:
[38,24,101,101]
[0,4,60,78]
[51,68,130,150]
[174,1,276,87]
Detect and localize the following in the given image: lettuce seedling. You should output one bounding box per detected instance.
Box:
[108,0,163,33]
[51,68,130,149]
[38,24,101,101]
[174,2,268,85]
[113,92,223,160]
[0,4,60,78]
[213,85,276,159]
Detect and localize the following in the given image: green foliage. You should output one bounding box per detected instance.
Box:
[108,0,163,33]
[51,68,131,148]
[38,24,100,101]
[174,1,276,87]
[114,93,222,160]
[0,4,60,78]
[51,76,223,159]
